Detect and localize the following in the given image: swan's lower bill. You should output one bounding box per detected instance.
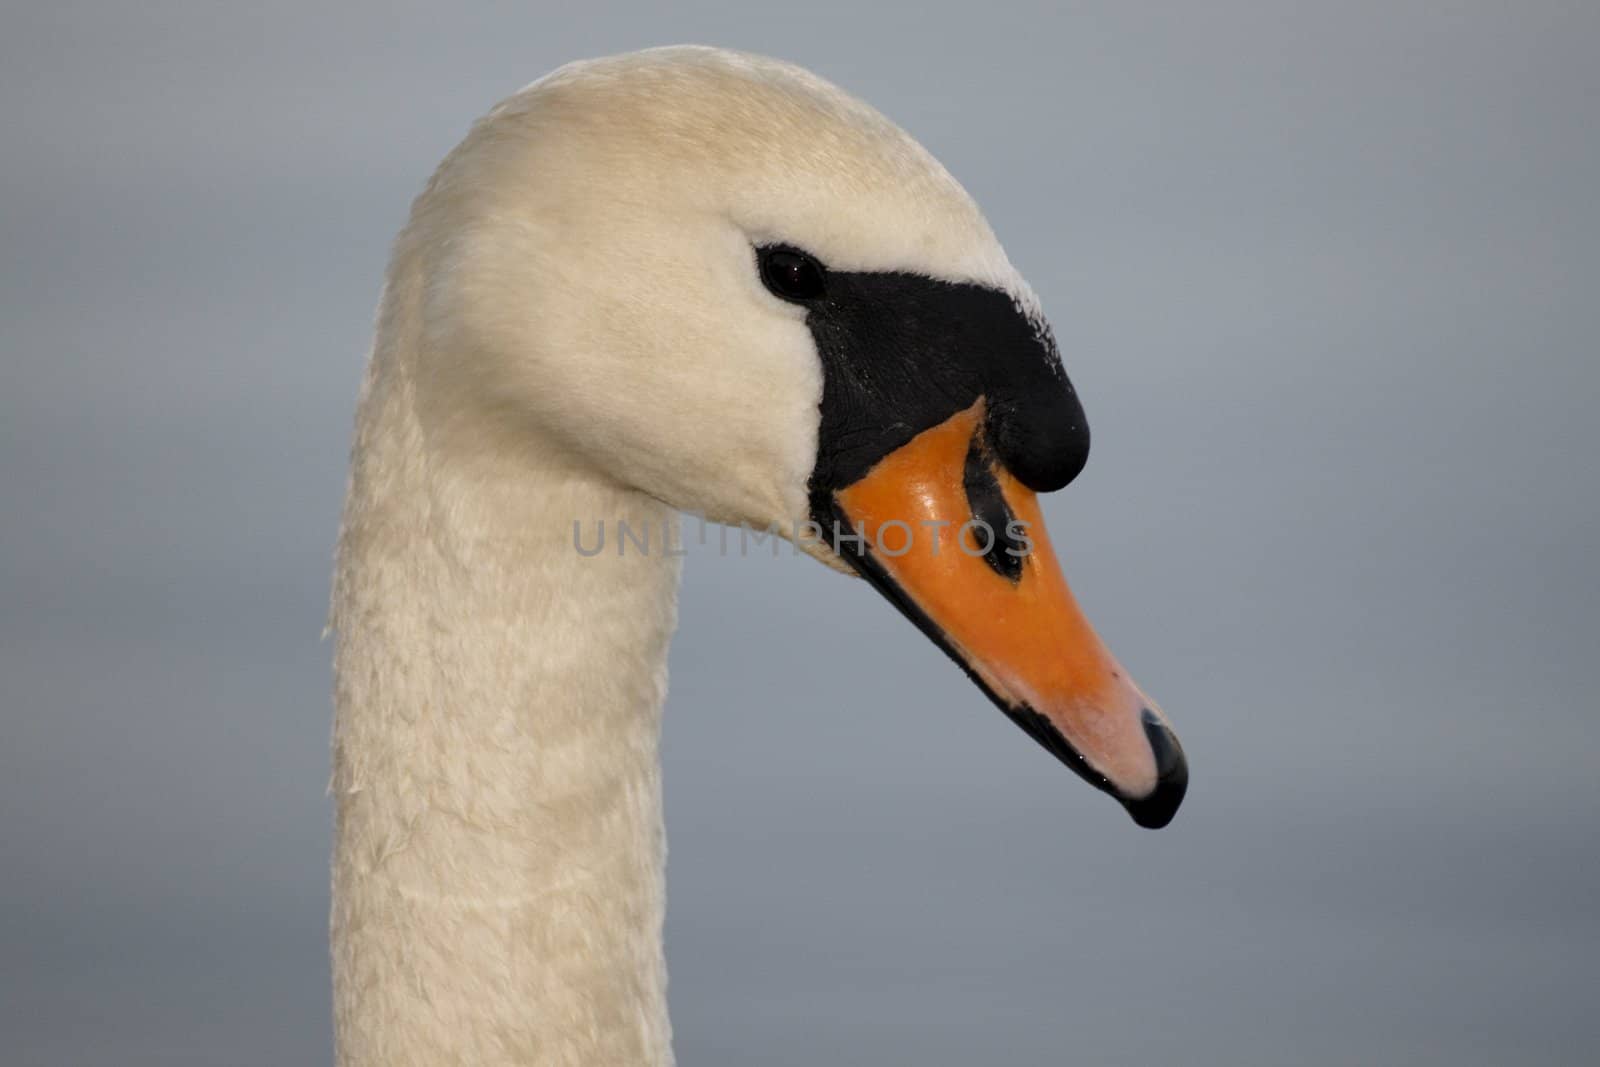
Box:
[823,402,1188,828]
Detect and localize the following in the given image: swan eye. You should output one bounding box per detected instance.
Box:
[758,246,828,303]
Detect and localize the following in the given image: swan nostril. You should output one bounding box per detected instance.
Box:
[962,435,1025,582]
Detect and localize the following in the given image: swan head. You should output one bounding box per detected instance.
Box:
[406,46,1186,828]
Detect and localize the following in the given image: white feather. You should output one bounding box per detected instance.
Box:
[330,45,1028,1066]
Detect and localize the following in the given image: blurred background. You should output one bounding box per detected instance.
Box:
[2,3,1596,1064]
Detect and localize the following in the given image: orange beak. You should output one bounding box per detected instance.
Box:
[826,401,1187,827]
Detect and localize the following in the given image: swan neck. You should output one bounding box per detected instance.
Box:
[330,269,680,1066]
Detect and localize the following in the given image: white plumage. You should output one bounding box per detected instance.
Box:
[331,46,1055,1066]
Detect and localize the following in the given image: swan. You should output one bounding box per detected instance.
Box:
[330,45,1187,1066]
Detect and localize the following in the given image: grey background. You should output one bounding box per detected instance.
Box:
[2,2,1596,1064]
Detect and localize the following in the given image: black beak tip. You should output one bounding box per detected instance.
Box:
[1121,709,1189,830]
